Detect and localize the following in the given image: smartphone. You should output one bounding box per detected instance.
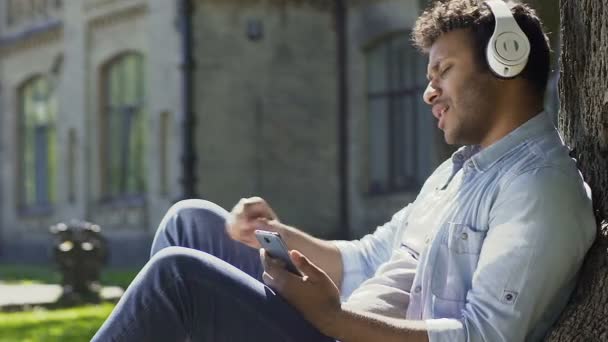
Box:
[255,230,303,276]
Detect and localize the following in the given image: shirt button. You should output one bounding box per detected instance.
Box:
[425,237,431,244]
[414,286,422,294]
[461,232,468,240]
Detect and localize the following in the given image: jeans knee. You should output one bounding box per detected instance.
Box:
[149,246,206,277]
[169,199,228,221]
[157,199,228,236]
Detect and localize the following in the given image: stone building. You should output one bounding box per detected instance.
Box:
[0,0,559,266]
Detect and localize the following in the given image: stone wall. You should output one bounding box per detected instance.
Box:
[191,0,340,237]
[0,0,463,265]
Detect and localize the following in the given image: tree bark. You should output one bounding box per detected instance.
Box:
[545,0,608,341]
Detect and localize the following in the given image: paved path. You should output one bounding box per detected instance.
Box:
[0,282,123,310]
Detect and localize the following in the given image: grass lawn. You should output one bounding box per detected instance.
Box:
[0,303,115,342]
[1,264,139,342]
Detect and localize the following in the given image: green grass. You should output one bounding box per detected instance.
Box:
[0,264,139,342]
[0,303,115,342]
[0,264,60,285]
[0,264,139,289]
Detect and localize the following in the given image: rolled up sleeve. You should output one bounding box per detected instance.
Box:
[427,167,596,342]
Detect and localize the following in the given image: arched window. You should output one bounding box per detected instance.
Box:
[366,33,430,194]
[101,53,146,201]
[19,76,57,211]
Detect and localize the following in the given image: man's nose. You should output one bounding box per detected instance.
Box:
[423,82,440,105]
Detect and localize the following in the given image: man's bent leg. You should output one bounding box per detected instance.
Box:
[92,247,334,342]
[151,199,263,281]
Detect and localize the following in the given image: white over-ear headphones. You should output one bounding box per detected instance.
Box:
[484,0,530,78]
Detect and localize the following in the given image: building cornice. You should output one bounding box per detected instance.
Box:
[86,2,148,30]
[0,21,63,56]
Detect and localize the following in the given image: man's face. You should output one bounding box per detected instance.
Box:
[423,29,500,146]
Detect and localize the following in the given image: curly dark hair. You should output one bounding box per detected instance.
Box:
[412,0,551,97]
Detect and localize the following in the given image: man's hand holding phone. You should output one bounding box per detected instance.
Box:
[232,199,343,336]
[260,245,342,337]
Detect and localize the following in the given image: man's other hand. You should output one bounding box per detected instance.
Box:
[226,197,279,248]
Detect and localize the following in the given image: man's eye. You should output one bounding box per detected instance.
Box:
[440,66,452,78]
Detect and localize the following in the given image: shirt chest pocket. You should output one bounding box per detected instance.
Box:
[446,223,486,254]
[430,223,487,302]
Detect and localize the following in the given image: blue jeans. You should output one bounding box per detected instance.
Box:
[92,199,335,342]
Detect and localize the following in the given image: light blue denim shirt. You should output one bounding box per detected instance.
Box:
[335,112,596,341]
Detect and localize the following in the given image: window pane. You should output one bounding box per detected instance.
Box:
[104,54,145,198]
[122,107,134,194]
[34,78,51,125]
[369,98,390,191]
[104,54,146,198]
[34,126,49,203]
[68,129,77,202]
[47,122,57,204]
[401,96,417,183]
[366,32,433,193]
[398,39,415,90]
[124,55,138,105]
[20,77,56,206]
[391,97,402,186]
[23,115,36,205]
[160,112,170,196]
[128,107,145,194]
[367,43,388,93]
[109,63,122,107]
[23,82,35,125]
[22,82,34,205]
[108,108,122,196]
[121,54,144,105]
[417,46,429,87]
[48,89,57,122]
[137,55,145,101]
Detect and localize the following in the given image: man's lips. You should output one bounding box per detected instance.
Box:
[432,105,449,129]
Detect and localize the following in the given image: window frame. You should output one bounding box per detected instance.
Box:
[99,52,147,204]
[16,75,57,216]
[365,32,428,195]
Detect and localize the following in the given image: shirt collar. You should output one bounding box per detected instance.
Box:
[452,111,555,172]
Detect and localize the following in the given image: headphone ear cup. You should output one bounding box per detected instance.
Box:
[486,37,530,79]
[486,32,530,79]
[494,33,528,62]
[484,0,531,79]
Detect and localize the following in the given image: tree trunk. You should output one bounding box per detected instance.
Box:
[545,0,608,341]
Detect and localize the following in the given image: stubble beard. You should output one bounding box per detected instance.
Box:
[445,74,497,146]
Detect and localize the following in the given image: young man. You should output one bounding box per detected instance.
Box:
[93,1,596,341]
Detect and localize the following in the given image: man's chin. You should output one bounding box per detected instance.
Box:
[443,130,458,145]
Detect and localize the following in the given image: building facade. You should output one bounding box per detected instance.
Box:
[8,0,565,266]
[0,0,182,264]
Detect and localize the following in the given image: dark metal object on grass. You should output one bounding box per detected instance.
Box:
[49,220,107,304]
